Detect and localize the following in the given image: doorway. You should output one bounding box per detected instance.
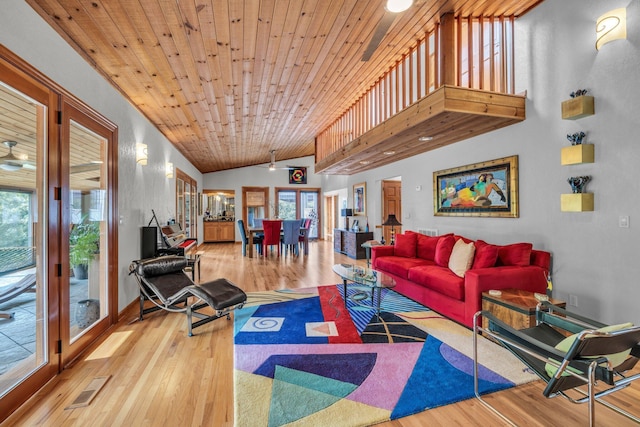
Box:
[381,179,402,244]
[0,47,118,420]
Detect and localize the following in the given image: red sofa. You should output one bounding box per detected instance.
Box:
[371,231,551,328]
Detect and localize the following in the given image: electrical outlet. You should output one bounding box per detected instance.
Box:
[619,215,630,228]
[569,294,578,307]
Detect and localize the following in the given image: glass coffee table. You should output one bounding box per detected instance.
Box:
[332,263,396,315]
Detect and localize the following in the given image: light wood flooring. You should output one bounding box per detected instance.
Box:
[3,240,639,426]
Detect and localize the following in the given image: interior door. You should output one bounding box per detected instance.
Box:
[382,179,402,243]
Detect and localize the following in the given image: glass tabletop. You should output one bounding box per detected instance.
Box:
[332,263,395,289]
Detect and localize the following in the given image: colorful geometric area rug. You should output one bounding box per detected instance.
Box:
[233,285,536,426]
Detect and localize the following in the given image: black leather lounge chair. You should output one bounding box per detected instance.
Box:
[129,256,246,336]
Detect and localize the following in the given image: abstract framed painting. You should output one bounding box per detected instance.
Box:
[353,182,366,216]
[288,167,307,184]
[433,155,519,218]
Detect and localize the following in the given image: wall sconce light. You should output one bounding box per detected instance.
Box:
[165,162,174,178]
[135,143,148,165]
[596,8,626,50]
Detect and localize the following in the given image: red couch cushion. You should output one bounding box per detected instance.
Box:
[434,235,455,267]
[472,239,499,269]
[497,242,533,266]
[408,265,465,301]
[394,232,417,258]
[375,256,433,279]
[416,234,439,261]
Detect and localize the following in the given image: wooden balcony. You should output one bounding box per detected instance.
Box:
[315,85,526,175]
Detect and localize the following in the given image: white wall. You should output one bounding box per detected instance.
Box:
[0,2,202,310]
[319,0,640,325]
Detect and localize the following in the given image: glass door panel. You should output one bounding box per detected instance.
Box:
[301,191,319,238]
[61,100,115,366]
[277,190,296,219]
[184,181,191,237]
[68,120,108,343]
[0,81,48,398]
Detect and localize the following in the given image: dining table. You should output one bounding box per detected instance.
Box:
[247,224,309,258]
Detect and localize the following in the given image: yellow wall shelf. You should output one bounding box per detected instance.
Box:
[561,96,595,120]
[561,144,595,165]
[561,193,594,212]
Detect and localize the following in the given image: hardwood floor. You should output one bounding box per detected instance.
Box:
[3,240,639,426]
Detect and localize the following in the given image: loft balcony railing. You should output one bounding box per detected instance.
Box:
[315,15,515,164]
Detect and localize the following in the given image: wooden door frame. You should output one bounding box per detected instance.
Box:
[0,45,119,422]
[60,94,118,367]
[242,186,269,226]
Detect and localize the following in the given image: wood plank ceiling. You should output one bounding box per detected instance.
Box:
[22,0,544,174]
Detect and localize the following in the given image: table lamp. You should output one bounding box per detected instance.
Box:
[341,208,353,230]
[382,214,402,245]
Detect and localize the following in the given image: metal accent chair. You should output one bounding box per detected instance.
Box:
[129,256,246,336]
[473,302,640,426]
[237,219,262,256]
[261,219,282,257]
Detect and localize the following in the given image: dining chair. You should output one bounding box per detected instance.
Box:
[281,219,303,256]
[253,218,264,239]
[298,218,312,255]
[237,219,262,256]
[261,220,282,257]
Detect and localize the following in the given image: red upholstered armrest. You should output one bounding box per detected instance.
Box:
[371,245,395,268]
[530,249,551,272]
[465,266,549,320]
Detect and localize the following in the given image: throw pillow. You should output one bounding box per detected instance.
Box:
[394,232,417,258]
[544,322,634,378]
[448,239,476,277]
[434,235,455,267]
[416,234,439,260]
[472,240,499,269]
[496,242,533,267]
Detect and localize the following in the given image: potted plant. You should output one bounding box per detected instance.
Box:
[69,220,100,280]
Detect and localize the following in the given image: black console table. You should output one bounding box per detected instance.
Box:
[333,229,373,259]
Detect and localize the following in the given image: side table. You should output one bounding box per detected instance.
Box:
[481,288,566,331]
[360,240,382,267]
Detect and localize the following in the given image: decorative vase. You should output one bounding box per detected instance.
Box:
[76,299,100,329]
[73,264,88,280]
[567,176,591,193]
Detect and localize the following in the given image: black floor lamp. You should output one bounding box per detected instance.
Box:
[382,214,402,245]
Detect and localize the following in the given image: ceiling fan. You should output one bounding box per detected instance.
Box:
[260,150,307,171]
[0,141,36,171]
[361,0,414,61]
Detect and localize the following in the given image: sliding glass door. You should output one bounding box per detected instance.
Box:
[0,57,55,413]
[0,47,118,420]
[60,99,117,366]
[275,188,321,239]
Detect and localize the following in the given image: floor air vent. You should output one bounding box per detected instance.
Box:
[65,375,111,410]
